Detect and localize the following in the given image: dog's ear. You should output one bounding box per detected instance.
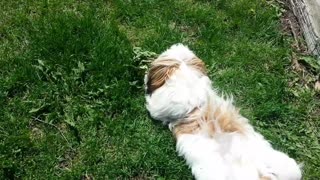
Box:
[146,59,180,94]
[187,57,207,75]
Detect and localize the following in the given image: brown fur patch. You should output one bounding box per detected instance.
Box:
[173,103,244,138]
[173,108,215,138]
[213,106,244,133]
[173,119,201,137]
[260,176,272,180]
[146,58,180,94]
[187,57,207,75]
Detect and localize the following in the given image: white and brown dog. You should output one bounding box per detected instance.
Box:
[144,44,302,180]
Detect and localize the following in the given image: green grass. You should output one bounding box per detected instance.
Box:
[0,0,319,179]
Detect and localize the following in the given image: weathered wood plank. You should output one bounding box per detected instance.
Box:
[290,0,320,58]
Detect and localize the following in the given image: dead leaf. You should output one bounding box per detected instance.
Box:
[315,81,320,91]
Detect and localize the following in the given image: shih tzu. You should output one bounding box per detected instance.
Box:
[144,44,301,180]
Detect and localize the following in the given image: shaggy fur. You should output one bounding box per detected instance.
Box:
[145,44,302,180]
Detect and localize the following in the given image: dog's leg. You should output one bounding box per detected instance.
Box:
[258,149,302,180]
[176,134,230,180]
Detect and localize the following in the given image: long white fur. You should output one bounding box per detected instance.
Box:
[145,44,302,180]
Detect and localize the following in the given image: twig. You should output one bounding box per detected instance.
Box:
[288,18,300,51]
[33,117,74,149]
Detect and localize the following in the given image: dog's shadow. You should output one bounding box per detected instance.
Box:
[145,110,173,133]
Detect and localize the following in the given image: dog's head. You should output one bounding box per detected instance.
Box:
[145,58,181,95]
[144,44,211,124]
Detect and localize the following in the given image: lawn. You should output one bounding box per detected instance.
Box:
[0,0,319,179]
